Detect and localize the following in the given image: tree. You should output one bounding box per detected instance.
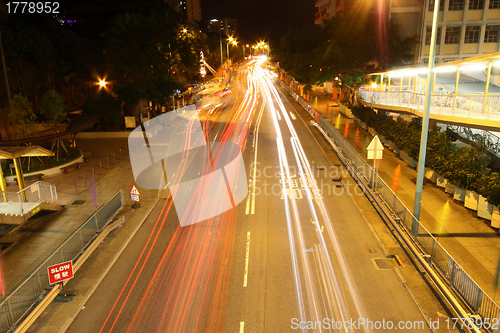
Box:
[83,91,123,131]
[9,94,37,139]
[41,90,69,132]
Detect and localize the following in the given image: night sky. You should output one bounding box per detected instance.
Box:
[201,0,316,46]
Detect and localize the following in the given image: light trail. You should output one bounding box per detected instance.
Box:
[255,59,372,332]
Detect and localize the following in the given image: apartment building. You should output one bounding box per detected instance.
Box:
[420,0,500,63]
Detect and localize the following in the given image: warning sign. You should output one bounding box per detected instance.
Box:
[130,184,140,202]
[130,184,141,195]
[48,261,74,285]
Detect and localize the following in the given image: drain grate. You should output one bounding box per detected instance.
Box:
[332,177,342,182]
[367,248,378,254]
[72,200,86,205]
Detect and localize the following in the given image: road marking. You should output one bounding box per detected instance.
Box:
[290,111,296,120]
[243,231,251,287]
[239,321,245,332]
[245,101,265,214]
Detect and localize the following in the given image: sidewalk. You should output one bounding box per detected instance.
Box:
[0,136,160,332]
[289,82,500,300]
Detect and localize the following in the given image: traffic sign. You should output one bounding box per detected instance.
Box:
[130,184,141,196]
[367,135,384,160]
[48,261,74,285]
[131,194,140,202]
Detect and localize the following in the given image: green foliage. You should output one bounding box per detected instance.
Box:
[275,10,416,88]
[9,94,38,139]
[41,90,69,131]
[83,91,123,131]
[351,105,500,205]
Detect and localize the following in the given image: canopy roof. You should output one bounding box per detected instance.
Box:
[0,146,54,160]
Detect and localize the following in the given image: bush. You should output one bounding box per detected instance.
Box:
[351,105,500,206]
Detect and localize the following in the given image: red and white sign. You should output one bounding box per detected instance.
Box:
[130,184,141,196]
[130,184,141,202]
[48,261,74,285]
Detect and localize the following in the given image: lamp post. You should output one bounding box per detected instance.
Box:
[227,36,233,60]
[412,0,440,233]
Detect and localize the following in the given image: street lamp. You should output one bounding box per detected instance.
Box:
[99,80,106,88]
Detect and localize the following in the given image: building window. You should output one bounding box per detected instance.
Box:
[449,0,464,10]
[445,26,461,44]
[485,25,500,42]
[469,0,484,9]
[491,0,500,8]
[425,27,442,45]
[429,0,445,10]
[464,26,480,43]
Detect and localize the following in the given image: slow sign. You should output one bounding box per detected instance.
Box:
[48,261,74,285]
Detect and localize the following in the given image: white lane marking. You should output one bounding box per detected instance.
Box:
[239,321,245,332]
[245,99,265,214]
[290,111,296,120]
[243,231,251,287]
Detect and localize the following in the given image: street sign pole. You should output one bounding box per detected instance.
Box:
[413,0,440,238]
[367,135,384,192]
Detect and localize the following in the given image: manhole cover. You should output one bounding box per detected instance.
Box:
[373,258,394,270]
[72,200,86,205]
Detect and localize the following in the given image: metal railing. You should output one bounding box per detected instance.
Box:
[280,80,500,329]
[447,125,500,155]
[0,189,124,333]
[0,182,58,216]
[359,87,500,120]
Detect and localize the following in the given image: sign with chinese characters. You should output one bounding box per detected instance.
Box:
[47,261,74,285]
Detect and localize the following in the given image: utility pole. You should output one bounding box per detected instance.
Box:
[0,31,11,109]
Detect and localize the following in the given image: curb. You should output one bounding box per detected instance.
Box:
[57,197,160,333]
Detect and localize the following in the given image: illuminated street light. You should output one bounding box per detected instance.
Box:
[182,28,187,33]
[99,80,106,88]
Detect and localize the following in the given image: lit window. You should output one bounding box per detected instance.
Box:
[425,26,442,45]
[490,0,500,8]
[464,26,480,43]
[485,25,500,42]
[449,0,464,10]
[469,0,484,9]
[444,26,461,44]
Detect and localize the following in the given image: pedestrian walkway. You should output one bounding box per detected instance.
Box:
[289,81,500,300]
[0,135,160,332]
[4,137,129,206]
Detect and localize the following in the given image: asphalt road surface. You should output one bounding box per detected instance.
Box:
[67,59,434,333]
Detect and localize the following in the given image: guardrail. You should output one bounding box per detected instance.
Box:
[0,189,124,333]
[0,182,58,216]
[280,80,500,330]
[359,87,500,120]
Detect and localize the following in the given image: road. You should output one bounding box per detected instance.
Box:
[67,59,434,332]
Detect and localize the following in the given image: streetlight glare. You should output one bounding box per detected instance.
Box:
[99,80,106,87]
[182,28,187,33]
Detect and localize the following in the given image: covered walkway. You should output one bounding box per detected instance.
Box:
[360,52,500,131]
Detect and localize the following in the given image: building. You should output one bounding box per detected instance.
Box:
[420,0,500,64]
[207,18,237,37]
[166,0,201,23]
[314,0,421,41]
